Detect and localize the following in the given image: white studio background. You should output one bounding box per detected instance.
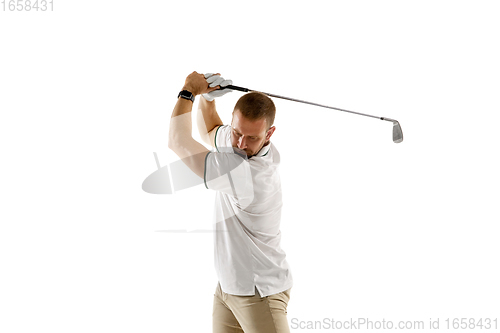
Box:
[1,1,499,332]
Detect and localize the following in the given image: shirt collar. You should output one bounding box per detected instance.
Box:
[251,142,271,158]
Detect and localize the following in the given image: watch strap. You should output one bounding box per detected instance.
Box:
[178,90,195,103]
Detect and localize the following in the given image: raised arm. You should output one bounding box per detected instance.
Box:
[167,72,220,178]
[196,73,232,145]
[197,97,223,145]
[168,71,233,178]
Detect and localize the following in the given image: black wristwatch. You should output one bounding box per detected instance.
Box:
[178,90,195,103]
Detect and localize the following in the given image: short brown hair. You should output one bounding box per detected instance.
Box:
[233,92,276,130]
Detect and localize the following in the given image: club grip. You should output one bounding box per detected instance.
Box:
[220,85,250,92]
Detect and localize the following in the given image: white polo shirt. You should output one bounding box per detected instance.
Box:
[204,125,293,297]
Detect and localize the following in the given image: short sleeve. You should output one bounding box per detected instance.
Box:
[204,147,254,202]
[215,125,232,152]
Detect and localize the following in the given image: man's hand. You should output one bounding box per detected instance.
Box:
[202,73,233,101]
[182,71,220,96]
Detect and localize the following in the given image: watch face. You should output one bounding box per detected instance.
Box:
[179,90,194,101]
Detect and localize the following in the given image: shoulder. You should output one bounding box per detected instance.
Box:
[214,125,232,152]
[267,142,280,164]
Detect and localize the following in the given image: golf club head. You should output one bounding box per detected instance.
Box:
[393,121,404,143]
[381,117,403,143]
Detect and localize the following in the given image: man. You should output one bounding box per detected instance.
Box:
[169,71,293,333]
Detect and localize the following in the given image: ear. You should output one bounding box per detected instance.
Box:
[266,126,276,140]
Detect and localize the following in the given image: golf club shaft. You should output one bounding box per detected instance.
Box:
[220,84,403,143]
[223,85,387,122]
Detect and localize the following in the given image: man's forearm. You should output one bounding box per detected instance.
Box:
[167,92,212,176]
[169,97,194,147]
[197,97,223,142]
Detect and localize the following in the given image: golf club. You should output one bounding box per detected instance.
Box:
[221,85,403,143]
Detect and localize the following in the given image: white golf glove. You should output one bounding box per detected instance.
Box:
[202,73,233,101]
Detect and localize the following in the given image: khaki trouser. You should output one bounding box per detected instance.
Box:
[213,282,292,333]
